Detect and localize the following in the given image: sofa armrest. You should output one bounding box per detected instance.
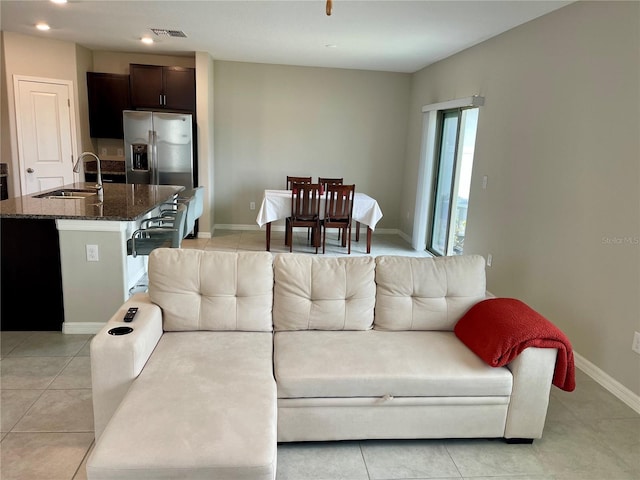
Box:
[90,293,163,440]
[505,347,558,440]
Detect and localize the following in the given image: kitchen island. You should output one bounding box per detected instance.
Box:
[0,182,183,332]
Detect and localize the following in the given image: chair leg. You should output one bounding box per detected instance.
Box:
[285,218,290,246]
[289,224,293,252]
[322,225,327,254]
[347,224,352,254]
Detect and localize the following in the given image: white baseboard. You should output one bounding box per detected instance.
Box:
[214,224,262,231]
[574,351,640,414]
[397,230,412,243]
[62,322,104,334]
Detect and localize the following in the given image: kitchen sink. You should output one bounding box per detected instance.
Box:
[33,188,99,200]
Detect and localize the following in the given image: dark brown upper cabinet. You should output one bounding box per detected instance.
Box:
[87,72,131,139]
[129,64,196,112]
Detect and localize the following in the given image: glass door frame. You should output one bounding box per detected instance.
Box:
[427,106,478,256]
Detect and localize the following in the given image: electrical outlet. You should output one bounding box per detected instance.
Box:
[100,148,107,157]
[86,244,99,262]
[250,202,256,210]
[482,175,488,190]
[486,254,493,267]
[117,148,124,157]
[632,331,640,355]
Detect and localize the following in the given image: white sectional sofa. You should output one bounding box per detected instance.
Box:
[87,249,560,480]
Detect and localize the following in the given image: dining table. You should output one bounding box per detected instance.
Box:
[256,189,383,253]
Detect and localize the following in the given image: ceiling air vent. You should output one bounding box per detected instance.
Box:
[150,28,187,38]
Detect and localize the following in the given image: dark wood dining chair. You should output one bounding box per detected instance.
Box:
[318,177,345,240]
[286,176,313,245]
[318,177,343,193]
[322,184,355,254]
[288,182,322,254]
[286,176,312,190]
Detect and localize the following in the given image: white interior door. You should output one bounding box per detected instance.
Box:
[14,76,76,195]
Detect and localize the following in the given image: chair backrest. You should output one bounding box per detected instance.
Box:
[286,176,312,190]
[324,184,355,221]
[173,204,188,244]
[184,186,205,236]
[318,177,343,191]
[291,182,321,221]
[128,203,188,258]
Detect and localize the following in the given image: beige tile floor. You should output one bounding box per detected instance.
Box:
[1,231,639,480]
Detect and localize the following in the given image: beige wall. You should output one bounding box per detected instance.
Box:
[75,44,94,153]
[196,52,215,236]
[213,61,411,227]
[404,1,640,395]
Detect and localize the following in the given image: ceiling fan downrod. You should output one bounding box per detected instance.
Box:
[326,0,332,16]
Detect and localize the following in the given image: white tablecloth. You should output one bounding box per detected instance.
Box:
[256,190,383,230]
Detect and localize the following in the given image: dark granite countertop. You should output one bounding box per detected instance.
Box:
[0,182,184,221]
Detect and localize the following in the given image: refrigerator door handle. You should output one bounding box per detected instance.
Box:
[152,129,159,185]
[148,129,154,183]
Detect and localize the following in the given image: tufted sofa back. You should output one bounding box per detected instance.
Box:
[147,249,486,333]
[273,254,376,331]
[148,249,274,331]
[374,255,487,331]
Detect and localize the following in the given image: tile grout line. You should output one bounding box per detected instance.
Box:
[359,441,373,480]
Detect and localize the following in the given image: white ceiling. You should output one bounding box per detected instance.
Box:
[1,0,572,73]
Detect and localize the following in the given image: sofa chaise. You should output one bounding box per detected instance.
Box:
[87,249,571,480]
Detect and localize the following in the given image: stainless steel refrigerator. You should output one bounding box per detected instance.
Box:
[123,110,194,189]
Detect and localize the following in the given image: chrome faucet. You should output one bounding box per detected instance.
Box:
[73,152,103,201]
[73,152,103,190]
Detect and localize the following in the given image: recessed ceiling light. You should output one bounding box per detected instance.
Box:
[325,44,338,48]
[141,37,154,45]
[50,0,67,4]
[36,23,50,31]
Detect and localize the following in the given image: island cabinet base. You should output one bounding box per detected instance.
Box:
[1,218,64,330]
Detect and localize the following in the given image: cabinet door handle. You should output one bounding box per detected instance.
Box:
[159,94,163,106]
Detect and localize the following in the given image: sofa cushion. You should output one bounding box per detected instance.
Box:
[87,331,277,480]
[148,249,273,331]
[374,254,486,331]
[273,254,375,331]
[274,330,512,398]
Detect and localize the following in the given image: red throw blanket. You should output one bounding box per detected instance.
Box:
[454,297,575,392]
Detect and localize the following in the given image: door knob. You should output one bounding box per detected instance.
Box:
[27,168,34,173]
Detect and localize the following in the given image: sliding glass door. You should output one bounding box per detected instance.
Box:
[428,107,478,256]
